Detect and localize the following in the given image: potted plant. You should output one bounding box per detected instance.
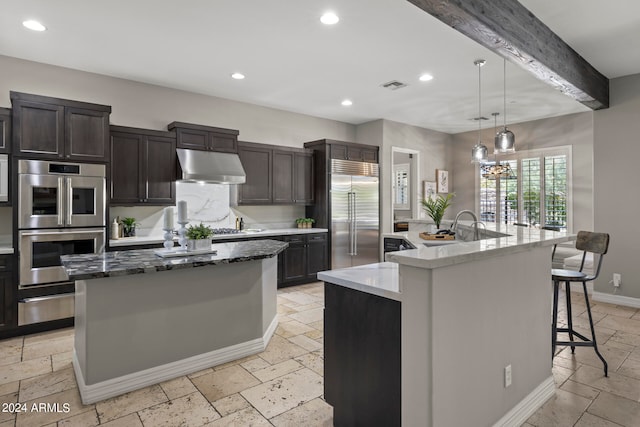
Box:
[421,193,454,231]
[121,217,138,237]
[185,223,214,251]
[304,218,315,229]
[296,218,305,229]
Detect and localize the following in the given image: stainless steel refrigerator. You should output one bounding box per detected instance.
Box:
[330,159,379,269]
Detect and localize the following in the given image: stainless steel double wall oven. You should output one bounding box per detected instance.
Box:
[17,159,106,326]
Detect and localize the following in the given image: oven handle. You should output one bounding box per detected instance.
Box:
[66,177,73,226]
[19,293,75,304]
[20,230,104,237]
[57,176,64,226]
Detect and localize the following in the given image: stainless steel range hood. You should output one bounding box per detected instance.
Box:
[176,148,246,184]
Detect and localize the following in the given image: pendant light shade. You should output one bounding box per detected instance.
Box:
[471,59,488,163]
[483,112,515,180]
[495,59,516,153]
[472,142,489,163]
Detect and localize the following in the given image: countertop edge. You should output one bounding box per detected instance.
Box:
[109,228,329,247]
[318,262,401,301]
[63,240,288,281]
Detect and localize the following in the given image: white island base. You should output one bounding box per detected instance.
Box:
[73,258,277,404]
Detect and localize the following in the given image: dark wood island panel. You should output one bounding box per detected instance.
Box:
[324,282,401,427]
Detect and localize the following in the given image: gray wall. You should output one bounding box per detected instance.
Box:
[0,55,356,147]
[594,73,640,298]
[0,54,357,229]
[369,119,452,235]
[451,112,594,233]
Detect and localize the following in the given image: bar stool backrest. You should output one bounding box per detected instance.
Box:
[575,231,610,280]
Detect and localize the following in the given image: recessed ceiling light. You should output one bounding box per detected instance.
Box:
[419,73,434,82]
[231,73,245,80]
[320,12,339,25]
[341,99,353,107]
[23,20,46,32]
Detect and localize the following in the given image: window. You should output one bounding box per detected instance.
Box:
[393,163,410,210]
[478,146,571,230]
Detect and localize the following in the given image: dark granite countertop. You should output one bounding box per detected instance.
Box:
[61,239,288,281]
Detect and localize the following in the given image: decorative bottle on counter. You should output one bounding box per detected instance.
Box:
[236,217,241,230]
[240,217,244,230]
[111,218,120,240]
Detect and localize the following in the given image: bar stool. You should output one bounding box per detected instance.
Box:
[551,231,609,376]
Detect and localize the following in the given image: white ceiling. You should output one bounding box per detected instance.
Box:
[1,0,638,134]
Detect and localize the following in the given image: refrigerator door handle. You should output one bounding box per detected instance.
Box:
[347,192,354,255]
[352,192,358,255]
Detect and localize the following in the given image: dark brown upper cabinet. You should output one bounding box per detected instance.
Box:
[168,122,239,153]
[110,126,176,206]
[237,142,272,205]
[304,139,379,163]
[10,91,111,162]
[331,143,378,162]
[237,141,314,205]
[0,108,11,153]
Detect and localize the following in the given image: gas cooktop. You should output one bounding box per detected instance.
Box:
[211,228,242,235]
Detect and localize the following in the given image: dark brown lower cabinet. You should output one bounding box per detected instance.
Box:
[279,233,327,288]
[0,255,16,331]
[324,283,401,427]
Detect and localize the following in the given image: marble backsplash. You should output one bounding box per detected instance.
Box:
[110,183,305,238]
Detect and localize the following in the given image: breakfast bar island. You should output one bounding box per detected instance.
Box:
[319,224,575,427]
[61,239,287,404]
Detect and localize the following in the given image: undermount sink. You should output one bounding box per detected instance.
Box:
[422,240,460,247]
[242,229,264,233]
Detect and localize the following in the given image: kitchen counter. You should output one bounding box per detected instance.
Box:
[65,240,285,404]
[62,239,288,280]
[108,227,328,247]
[0,235,13,254]
[384,222,573,268]
[321,222,574,427]
[317,262,399,301]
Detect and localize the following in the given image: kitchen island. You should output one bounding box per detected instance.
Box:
[62,239,287,404]
[319,224,574,427]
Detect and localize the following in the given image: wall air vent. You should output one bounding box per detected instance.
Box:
[381,80,408,90]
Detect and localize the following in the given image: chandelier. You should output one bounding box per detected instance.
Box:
[482,113,516,180]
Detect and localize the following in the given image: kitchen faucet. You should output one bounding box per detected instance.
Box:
[450,210,481,241]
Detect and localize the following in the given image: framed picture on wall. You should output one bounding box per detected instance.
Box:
[436,169,449,193]
[423,181,436,200]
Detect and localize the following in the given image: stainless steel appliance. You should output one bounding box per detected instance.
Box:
[18,159,106,229]
[17,159,106,326]
[331,159,379,269]
[0,154,7,202]
[19,228,105,287]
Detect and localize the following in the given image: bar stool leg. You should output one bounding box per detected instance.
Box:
[552,279,560,360]
[582,282,608,377]
[565,281,575,353]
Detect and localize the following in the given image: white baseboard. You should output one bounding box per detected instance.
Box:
[592,291,640,309]
[492,376,555,427]
[74,315,278,405]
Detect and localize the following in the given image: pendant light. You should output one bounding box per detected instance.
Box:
[495,59,516,153]
[482,113,515,180]
[471,59,488,163]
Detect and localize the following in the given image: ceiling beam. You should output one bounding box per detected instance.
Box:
[407,0,609,109]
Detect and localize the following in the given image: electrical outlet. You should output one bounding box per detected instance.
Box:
[613,273,621,287]
[504,364,512,388]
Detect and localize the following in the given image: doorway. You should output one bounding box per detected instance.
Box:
[391,147,420,231]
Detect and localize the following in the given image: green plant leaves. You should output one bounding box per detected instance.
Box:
[421,193,454,229]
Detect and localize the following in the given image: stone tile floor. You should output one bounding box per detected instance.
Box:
[1,282,640,426]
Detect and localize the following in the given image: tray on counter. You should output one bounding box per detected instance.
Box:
[154,248,218,258]
[419,232,455,241]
